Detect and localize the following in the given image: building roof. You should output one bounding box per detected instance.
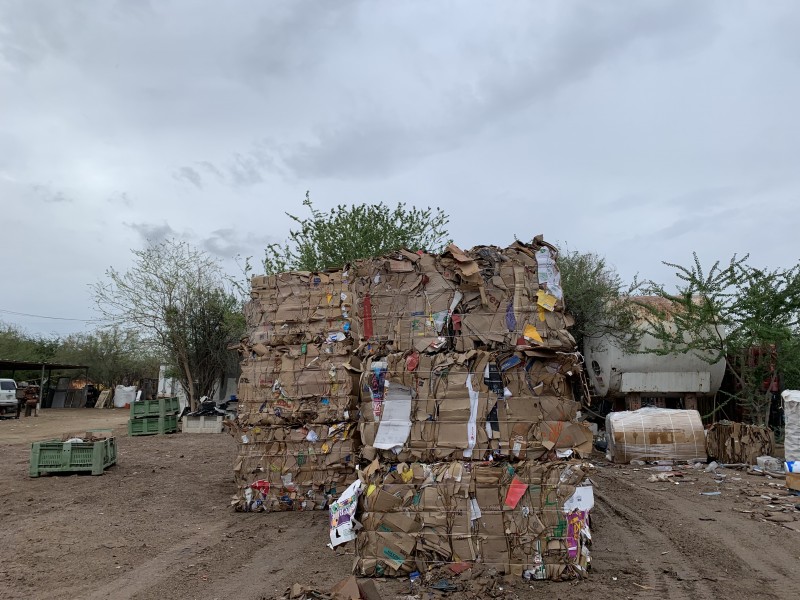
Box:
[0,359,88,371]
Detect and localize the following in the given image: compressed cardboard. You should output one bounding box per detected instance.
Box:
[706,421,774,465]
[234,237,591,526]
[358,350,590,462]
[605,407,706,464]
[353,460,593,580]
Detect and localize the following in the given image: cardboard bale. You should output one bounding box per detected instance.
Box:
[358,350,589,462]
[232,422,359,511]
[246,271,355,346]
[706,421,774,465]
[605,407,706,464]
[350,460,593,581]
[237,347,362,426]
[352,241,575,355]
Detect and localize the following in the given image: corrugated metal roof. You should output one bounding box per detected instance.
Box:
[0,359,88,371]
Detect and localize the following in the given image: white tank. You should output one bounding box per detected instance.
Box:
[583,304,726,399]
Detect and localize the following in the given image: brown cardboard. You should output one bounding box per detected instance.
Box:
[605,408,706,463]
[330,576,361,600]
[706,421,774,465]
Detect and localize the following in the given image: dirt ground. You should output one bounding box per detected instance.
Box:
[3,409,800,600]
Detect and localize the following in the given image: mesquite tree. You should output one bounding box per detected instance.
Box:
[642,253,800,425]
[94,239,243,410]
[263,192,451,273]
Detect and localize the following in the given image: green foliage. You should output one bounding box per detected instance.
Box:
[0,323,59,365]
[263,192,451,273]
[52,327,160,389]
[556,247,642,354]
[93,239,245,409]
[642,252,800,425]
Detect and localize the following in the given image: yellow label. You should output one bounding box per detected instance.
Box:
[326,293,333,304]
[367,483,376,496]
[538,306,546,322]
[523,323,543,343]
[401,469,413,483]
[321,442,330,454]
[536,290,557,311]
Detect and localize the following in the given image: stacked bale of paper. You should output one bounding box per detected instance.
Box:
[234,237,593,524]
[351,240,575,354]
[357,349,592,463]
[233,272,361,511]
[343,460,593,580]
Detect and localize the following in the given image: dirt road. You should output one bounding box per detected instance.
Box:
[2,409,800,599]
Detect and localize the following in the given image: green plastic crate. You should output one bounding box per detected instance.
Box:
[129,397,180,418]
[29,437,117,477]
[127,414,178,436]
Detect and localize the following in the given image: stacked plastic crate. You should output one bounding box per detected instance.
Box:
[128,396,180,436]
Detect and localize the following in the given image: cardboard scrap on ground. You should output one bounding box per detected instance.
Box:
[279,576,381,600]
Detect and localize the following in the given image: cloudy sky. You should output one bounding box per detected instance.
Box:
[2,0,799,337]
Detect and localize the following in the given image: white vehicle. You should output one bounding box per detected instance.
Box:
[0,378,18,416]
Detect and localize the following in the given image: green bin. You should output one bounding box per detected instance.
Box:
[129,397,180,418]
[127,414,178,436]
[29,437,117,477]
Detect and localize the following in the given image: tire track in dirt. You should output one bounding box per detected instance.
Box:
[81,520,230,600]
[126,512,351,600]
[595,470,800,600]
[594,488,717,599]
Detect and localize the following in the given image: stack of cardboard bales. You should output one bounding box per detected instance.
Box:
[346,240,594,578]
[233,271,362,511]
[233,237,596,578]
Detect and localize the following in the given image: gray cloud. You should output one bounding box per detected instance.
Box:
[173,166,203,189]
[201,228,275,260]
[178,147,283,189]
[269,1,717,180]
[32,184,72,203]
[107,192,133,207]
[125,221,178,244]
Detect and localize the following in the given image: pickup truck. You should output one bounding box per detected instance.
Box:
[0,378,18,417]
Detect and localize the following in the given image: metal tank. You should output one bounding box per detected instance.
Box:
[583,299,726,408]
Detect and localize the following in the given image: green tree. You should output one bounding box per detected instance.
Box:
[263,193,451,273]
[556,248,642,355]
[0,323,59,363]
[0,323,60,380]
[53,327,160,389]
[93,239,244,410]
[642,253,800,425]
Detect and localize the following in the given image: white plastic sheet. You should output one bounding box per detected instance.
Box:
[782,390,800,462]
[605,407,705,463]
[373,384,412,450]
